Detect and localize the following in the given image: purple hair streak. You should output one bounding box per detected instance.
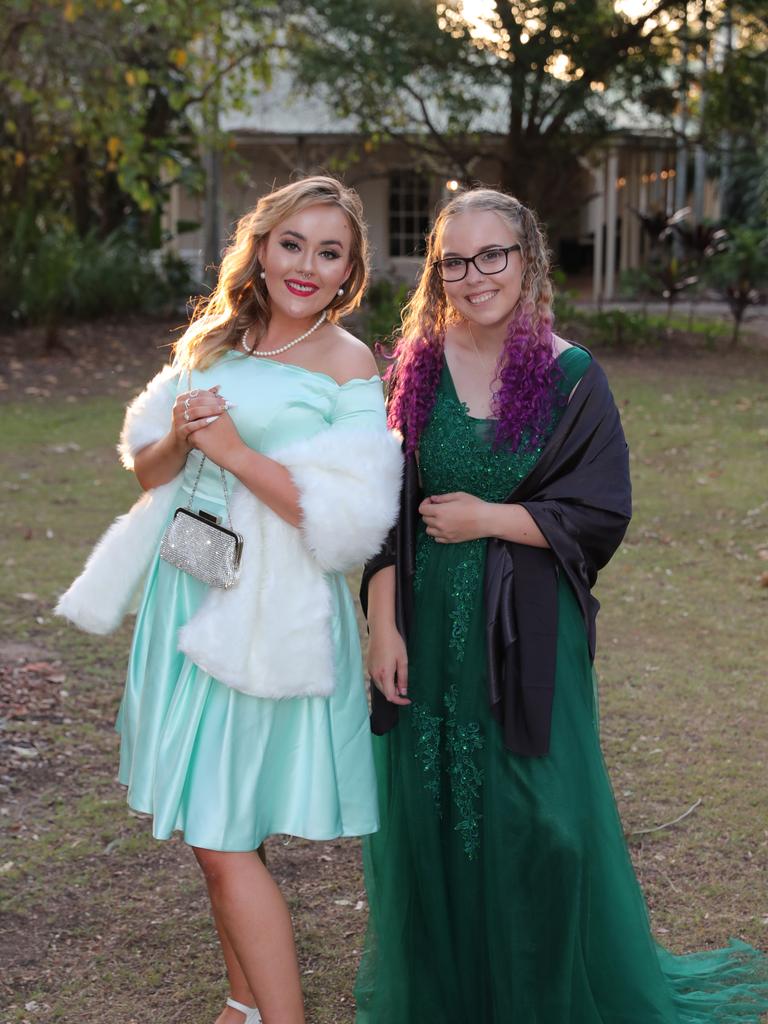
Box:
[388,312,563,455]
[386,332,443,452]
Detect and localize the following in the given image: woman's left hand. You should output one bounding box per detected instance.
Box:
[189,411,247,471]
[419,492,490,544]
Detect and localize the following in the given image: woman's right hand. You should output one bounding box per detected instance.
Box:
[367,622,410,706]
[171,385,228,450]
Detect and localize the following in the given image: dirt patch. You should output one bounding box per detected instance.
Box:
[0,317,178,407]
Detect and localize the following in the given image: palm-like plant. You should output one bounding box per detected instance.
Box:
[704,227,768,347]
[664,209,729,270]
[632,207,700,321]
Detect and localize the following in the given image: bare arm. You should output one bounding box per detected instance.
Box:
[366,565,410,706]
[134,431,189,490]
[226,444,302,528]
[420,492,549,548]
[132,385,226,491]
[367,564,397,630]
[131,383,300,524]
[478,502,549,548]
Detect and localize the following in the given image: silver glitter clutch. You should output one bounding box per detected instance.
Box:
[160,455,243,589]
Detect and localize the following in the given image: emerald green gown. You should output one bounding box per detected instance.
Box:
[355,348,768,1023]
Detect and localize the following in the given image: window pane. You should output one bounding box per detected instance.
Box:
[389,170,431,258]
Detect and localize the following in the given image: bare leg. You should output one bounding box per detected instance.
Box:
[207,844,268,1015]
[194,846,305,1024]
[210,902,257,1022]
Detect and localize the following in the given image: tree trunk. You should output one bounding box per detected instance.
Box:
[70,144,92,238]
[673,2,689,261]
[719,1,734,221]
[692,0,710,223]
[43,318,71,356]
[730,307,743,347]
[100,171,129,237]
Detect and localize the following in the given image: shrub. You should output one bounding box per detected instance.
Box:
[0,215,192,349]
[562,308,658,350]
[618,267,657,301]
[552,268,578,323]
[363,277,411,348]
[703,226,768,347]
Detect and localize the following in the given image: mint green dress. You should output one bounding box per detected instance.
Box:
[116,352,382,851]
[355,349,768,1022]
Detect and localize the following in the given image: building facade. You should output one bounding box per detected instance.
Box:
[164,77,721,302]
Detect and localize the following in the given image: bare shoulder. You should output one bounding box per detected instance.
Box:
[323,324,379,385]
[551,333,574,356]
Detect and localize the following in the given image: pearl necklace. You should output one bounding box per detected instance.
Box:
[241,311,327,357]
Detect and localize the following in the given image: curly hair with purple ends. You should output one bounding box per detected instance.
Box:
[385,332,443,448]
[489,310,564,449]
[386,189,563,454]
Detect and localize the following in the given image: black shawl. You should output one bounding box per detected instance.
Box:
[361,353,632,756]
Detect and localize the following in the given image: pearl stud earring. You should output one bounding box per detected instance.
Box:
[260,270,266,280]
[337,287,344,296]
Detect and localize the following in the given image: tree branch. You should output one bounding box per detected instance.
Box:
[398,79,474,175]
[628,798,702,837]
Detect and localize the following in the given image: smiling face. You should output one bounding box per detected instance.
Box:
[438,209,524,328]
[259,203,353,321]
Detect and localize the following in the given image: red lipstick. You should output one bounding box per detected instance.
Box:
[285,279,319,297]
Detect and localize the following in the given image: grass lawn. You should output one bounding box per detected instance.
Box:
[1,322,767,1023]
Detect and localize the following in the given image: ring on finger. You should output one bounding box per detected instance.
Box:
[183,397,191,412]
[184,409,190,422]
[190,389,199,398]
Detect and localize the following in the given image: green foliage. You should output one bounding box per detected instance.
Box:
[292,0,681,224]
[0,0,279,241]
[703,226,768,346]
[564,308,660,351]
[647,256,700,313]
[560,306,733,351]
[363,277,411,347]
[551,268,578,322]
[618,267,657,301]
[699,4,768,224]
[0,215,192,337]
[630,207,718,316]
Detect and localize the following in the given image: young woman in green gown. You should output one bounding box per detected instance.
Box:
[355,188,768,1023]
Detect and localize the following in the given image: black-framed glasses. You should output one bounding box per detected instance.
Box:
[432,244,522,282]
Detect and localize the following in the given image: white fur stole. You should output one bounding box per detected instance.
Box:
[54,476,182,635]
[117,364,179,470]
[175,427,403,697]
[55,366,403,698]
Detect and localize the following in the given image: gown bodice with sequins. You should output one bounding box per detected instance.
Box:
[413,348,590,614]
[417,359,567,502]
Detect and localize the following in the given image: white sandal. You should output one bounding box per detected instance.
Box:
[226,996,262,1023]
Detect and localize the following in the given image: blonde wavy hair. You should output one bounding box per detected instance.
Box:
[400,188,553,344]
[174,176,369,370]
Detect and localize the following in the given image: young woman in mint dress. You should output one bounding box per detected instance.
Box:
[57,177,402,1024]
[355,188,768,1023]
